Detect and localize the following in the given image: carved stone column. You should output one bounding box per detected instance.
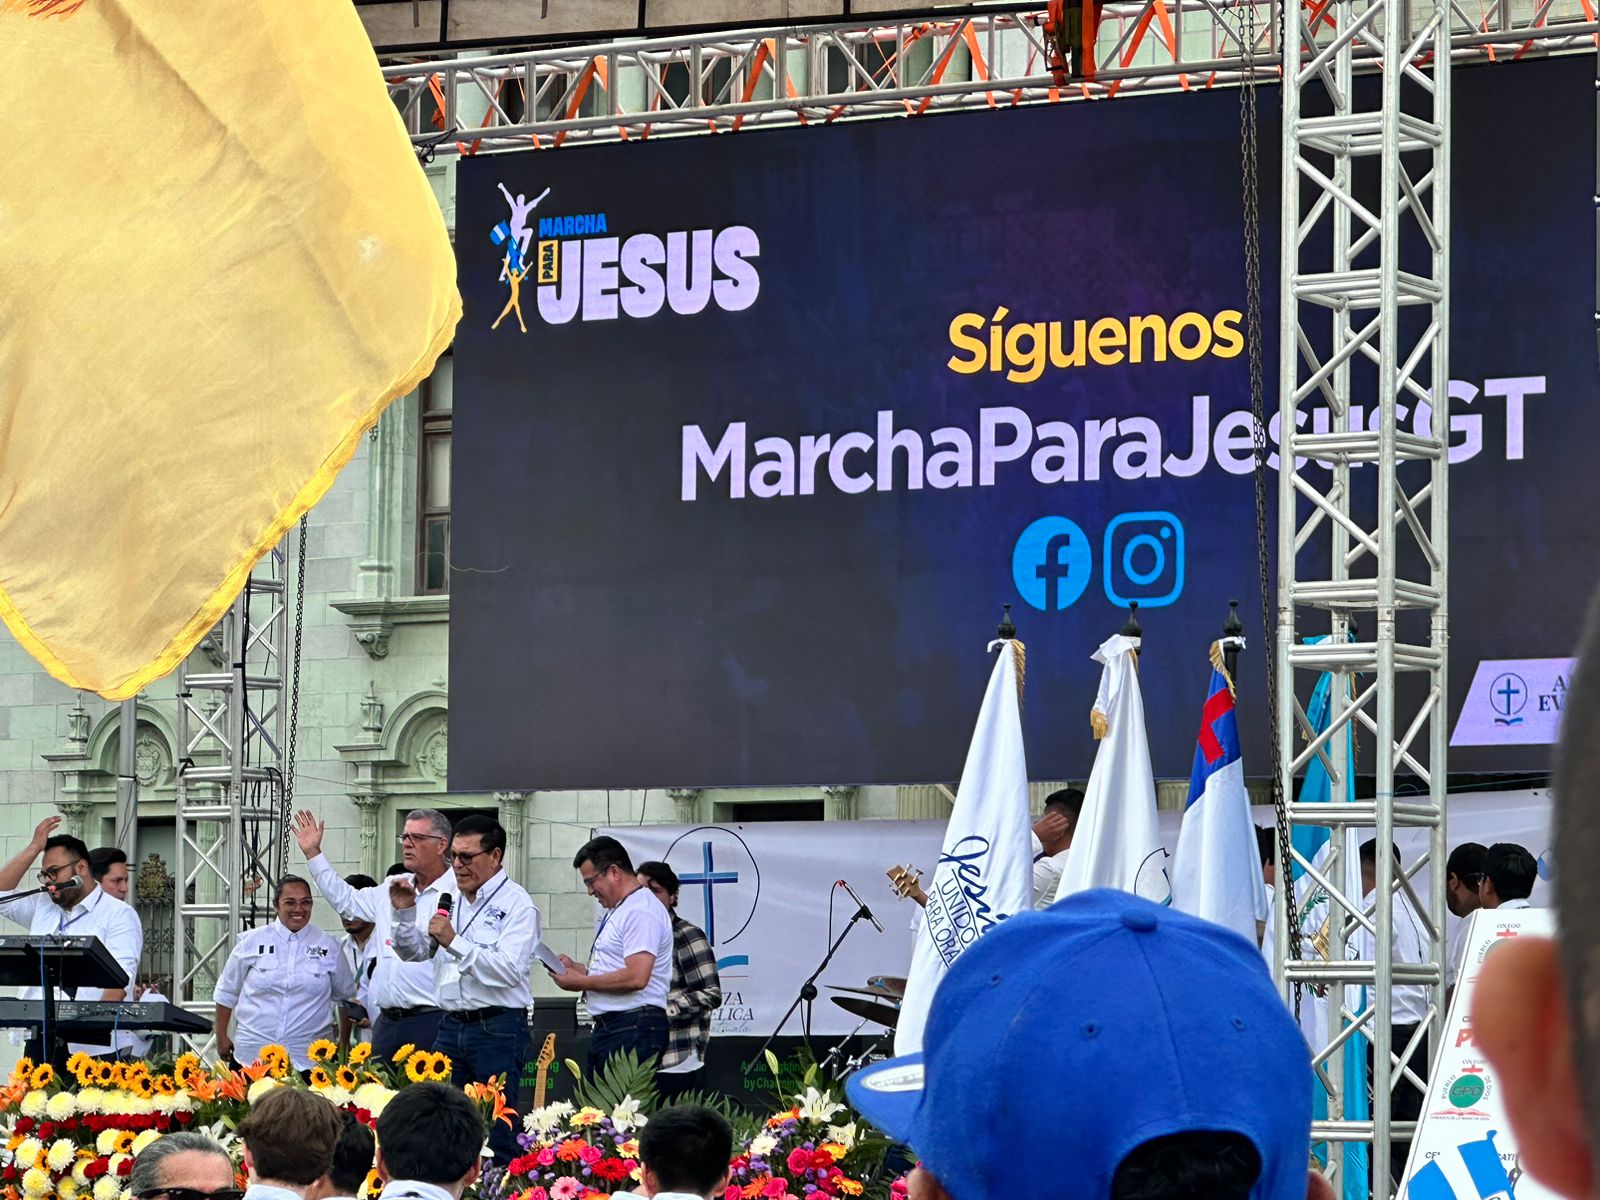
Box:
[666,788,701,824]
[494,791,528,874]
[56,800,91,840]
[821,786,859,822]
[351,793,390,876]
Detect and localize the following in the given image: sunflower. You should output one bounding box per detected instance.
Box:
[63,1055,87,1078]
[130,1076,155,1100]
[309,1068,334,1090]
[259,1046,291,1080]
[174,1053,201,1080]
[27,1065,53,1090]
[110,1132,136,1157]
[335,1067,359,1091]
[347,1044,372,1068]
[361,1170,382,1200]
[153,1076,178,1098]
[391,1043,417,1064]
[428,1053,454,1082]
[10,1058,33,1084]
[403,1056,430,1085]
[91,1063,114,1088]
[307,1040,338,1064]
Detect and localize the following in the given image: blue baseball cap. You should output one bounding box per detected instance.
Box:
[847,890,1312,1200]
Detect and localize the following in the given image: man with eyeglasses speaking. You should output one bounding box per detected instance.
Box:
[0,815,143,1059]
[390,814,538,1164]
[295,808,459,1058]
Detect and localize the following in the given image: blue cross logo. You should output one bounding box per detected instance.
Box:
[679,840,740,945]
[1490,671,1527,725]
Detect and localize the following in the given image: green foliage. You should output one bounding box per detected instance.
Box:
[656,1087,764,1140]
[567,1049,660,1114]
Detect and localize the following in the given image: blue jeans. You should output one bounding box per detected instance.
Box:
[435,1009,529,1165]
[587,1007,668,1080]
[372,1008,443,1060]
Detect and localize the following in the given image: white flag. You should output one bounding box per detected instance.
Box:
[1170,653,1268,941]
[893,639,1032,1055]
[1052,633,1170,904]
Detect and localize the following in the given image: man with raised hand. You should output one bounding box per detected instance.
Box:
[390,814,537,1162]
[294,808,459,1058]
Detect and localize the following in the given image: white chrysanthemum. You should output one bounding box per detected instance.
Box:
[13,1137,43,1169]
[825,1122,857,1151]
[609,1098,643,1134]
[71,1159,93,1187]
[92,1179,121,1200]
[19,1091,48,1119]
[46,1139,77,1172]
[21,1167,51,1197]
[130,1131,161,1156]
[94,1131,119,1157]
[748,1134,778,1158]
[56,1176,79,1200]
[350,1083,393,1116]
[150,1095,176,1117]
[75,1089,106,1114]
[246,1079,281,1104]
[795,1086,844,1123]
[320,1087,354,1109]
[101,1094,129,1117]
[522,1100,574,1135]
[106,1155,131,1180]
[169,1092,194,1114]
[45,1094,76,1122]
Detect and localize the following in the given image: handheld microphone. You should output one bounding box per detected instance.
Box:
[428,893,452,955]
[838,879,884,934]
[48,878,83,896]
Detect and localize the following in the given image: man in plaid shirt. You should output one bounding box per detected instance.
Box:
[637,861,723,1100]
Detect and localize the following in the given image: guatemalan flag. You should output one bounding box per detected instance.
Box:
[1170,646,1268,942]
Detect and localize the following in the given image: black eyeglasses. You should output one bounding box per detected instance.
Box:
[452,848,496,867]
[135,1188,244,1200]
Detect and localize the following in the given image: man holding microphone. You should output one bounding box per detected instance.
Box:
[293,809,458,1058]
[389,815,538,1164]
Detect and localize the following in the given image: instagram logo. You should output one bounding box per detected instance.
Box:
[1102,511,1185,608]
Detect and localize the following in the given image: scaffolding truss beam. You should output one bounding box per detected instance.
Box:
[381,2,1594,153]
[1274,0,1450,1186]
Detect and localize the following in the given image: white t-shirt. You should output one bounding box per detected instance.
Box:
[585,887,672,1016]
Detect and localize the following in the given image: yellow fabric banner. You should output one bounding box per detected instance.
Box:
[0,0,460,698]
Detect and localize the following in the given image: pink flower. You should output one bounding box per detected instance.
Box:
[530,1190,549,1200]
[764,1179,789,1198]
[537,1149,557,1167]
[578,1146,603,1166]
[551,1180,583,1200]
[786,1150,812,1176]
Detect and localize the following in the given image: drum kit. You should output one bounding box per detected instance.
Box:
[819,974,904,1078]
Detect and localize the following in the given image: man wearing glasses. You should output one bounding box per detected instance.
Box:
[127,1131,238,1200]
[390,814,537,1163]
[295,808,459,1058]
[213,876,355,1070]
[0,816,143,1059]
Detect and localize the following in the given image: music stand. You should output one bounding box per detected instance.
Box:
[0,935,127,1065]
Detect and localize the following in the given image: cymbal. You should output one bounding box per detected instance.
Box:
[867,975,907,997]
[827,983,904,1001]
[831,996,901,1028]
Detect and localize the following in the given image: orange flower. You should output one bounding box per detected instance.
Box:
[462,1078,515,1129]
[556,1140,586,1163]
[835,1180,863,1196]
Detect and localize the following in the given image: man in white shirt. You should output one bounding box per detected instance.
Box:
[294,808,459,1058]
[373,1083,483,1200]
[390,814,537,1164]
[1028,789,1082,910]
[1356,838,1431,1192]
[0,816,143,1060]
[336,874,381,1051]
[550,836,672,1078]
[1444,841,1488,991]
[214,875,356,1069]
[1479,842,1537,910]
[238,1085,345,1200]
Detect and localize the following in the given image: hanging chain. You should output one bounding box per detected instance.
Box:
[1240,0,1305,1008]
[279,516,308,881]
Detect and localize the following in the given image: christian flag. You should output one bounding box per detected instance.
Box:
[1170,649,1268,942]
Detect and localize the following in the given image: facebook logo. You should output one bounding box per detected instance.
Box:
[1012,516,1092,611]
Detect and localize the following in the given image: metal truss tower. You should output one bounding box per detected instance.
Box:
[1275,0,1450,1193]
[172,546,289,1037]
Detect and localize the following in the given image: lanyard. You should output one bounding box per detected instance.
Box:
[455,875,510,941]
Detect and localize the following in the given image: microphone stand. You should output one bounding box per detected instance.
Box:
[754,899,874,1066]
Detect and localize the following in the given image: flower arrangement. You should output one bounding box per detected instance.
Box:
[499,1084,881,1200]
[0,1041,510,1200]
